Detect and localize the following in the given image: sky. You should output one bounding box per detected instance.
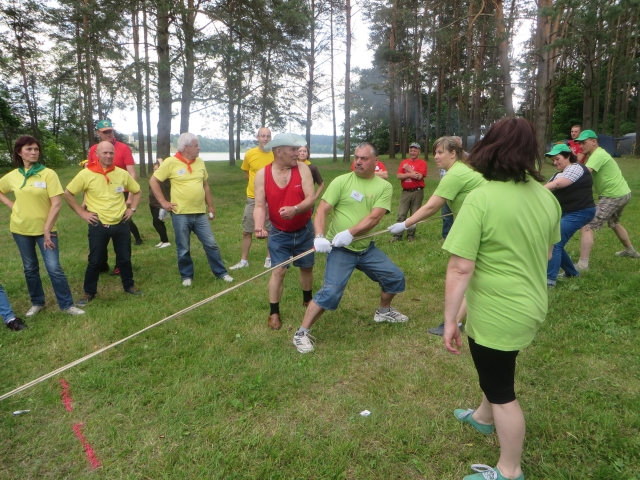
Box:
[111,12,532,140]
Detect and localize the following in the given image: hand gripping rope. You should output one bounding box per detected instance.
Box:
[0,214,451,402]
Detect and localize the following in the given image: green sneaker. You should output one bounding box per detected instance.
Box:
[464,464,524,480]
[454,408,495,435]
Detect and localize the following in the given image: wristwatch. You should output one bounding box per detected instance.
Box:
[130,207,136,212]
[294,205,299,213]
[315,234,324,239]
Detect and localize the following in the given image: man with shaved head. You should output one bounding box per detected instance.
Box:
[64,141,144,306]
[230,127,274,270]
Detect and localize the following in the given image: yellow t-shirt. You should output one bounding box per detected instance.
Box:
[66,167,141,225]
[241,147,273,198]
[152,156,209,214]
[0,168,64,235]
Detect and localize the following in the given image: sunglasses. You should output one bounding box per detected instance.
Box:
[101,129,114,134]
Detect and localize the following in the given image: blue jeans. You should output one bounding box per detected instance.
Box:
[85,220,135,295]
[12,233,75,310]
[313,242,405,311]
[547,207,596,284]
[441,202,454,239]
[171,214,228,280]
[268,220,315,269]
[0,284,17,324]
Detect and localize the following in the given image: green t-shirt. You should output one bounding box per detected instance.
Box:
[323,172,392,252]
[433,161,487,216]
[443,180,561,351]
[585,147,630,198]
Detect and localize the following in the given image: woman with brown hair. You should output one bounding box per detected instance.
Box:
[442,118,561,480]
[0,136,84,320]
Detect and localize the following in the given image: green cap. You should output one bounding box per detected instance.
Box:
[96,119,113,131]
[545,144,572,156]
[264,133,307,153]
[575,129,597,141]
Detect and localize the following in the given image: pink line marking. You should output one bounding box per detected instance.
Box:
[59,378,73,412]
[73,423,101,470]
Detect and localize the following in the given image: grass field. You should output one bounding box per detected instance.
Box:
[0,154,639,479]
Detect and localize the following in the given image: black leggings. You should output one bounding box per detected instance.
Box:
[468,336,519,405]
[150,206,169,243]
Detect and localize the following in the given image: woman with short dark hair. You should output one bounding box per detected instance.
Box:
[544,144,596,286]
[442,118,561,480]
[0,136,84,321]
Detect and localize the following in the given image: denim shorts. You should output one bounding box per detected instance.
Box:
[313,242,405,311]
[268,220,315,269]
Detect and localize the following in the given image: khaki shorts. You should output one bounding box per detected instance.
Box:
[586,193,631,230]
[242,198,271,233]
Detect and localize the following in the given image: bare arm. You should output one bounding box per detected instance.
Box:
[253,169,268,238]
[42,195,63,249]
[314,182,325,202]
[545,177,574,191]
[375,170,389,180]
[64,189,99,225]
[0,191,14,210]
[313,199,332,236]
[577,153,585,163]
[203,180,215,220]
[346,207,388,237]
[126,164,137,181]
[123,190,141,221]
[279,163,316,220]
[150,176,176,212]
[405,195,447,228]
[443,254,475,355]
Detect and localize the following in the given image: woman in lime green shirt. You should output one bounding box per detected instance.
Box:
[0,136,84,319]
[442,119,561,480]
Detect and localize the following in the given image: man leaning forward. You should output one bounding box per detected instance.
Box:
[293,142,408,354]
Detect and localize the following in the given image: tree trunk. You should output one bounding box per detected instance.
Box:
[534,0,552,157]
[236,102,241,161]
[83,5,95,145]
[179,0,195,134]
[330,0,337,162]
[495,0,514,116]
[75,22,87,158]
[343,0,351,162]
[388,0,397,159]
[156,1,172,160]
[132,3,147,178]
[143,0,154,168]
[305,0,315,149]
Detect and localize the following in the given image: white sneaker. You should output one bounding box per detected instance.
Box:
[616,249,640,258]
[182,278,192,287]
[230,261,249,270]
[264,257,272,268]
[373,307,409,323]
[159,242,171,248]
[62,306,85,315]
[222,275,234,282]
[155,242,164,247]
[293,331,315,353]
[25,305,44,318]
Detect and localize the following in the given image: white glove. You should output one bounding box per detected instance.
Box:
[332,230,354,248]
[314,237,332,253]
[387,222,407,235]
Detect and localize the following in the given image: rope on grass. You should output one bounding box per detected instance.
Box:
[0,214,451,402]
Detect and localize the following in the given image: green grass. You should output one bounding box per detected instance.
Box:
[1,155,639,479]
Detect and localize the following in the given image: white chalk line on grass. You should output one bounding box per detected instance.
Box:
[0,214,451,402]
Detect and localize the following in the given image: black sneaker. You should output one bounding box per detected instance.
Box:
[125,287,144,296]
[135,238,143,246]
[427,322,464,336]
[6,318,28,331]
[77,294,95,307]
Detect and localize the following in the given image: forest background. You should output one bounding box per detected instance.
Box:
[1,0,639,177]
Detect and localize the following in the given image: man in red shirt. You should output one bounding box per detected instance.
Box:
[254,133,316,331]
[567,125,585,163]
[88,119,143,274]
[391,142,428,242]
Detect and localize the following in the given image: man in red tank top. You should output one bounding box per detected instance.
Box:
[254,133,317,331]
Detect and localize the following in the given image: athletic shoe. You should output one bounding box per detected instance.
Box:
[454,408,495,435]
[268,313,281,330]
[25,305,44,318]
[158,242,171,248]
[222,275,233,282]
[155,242,164,247]
[427,322,464,336]
[77,294,95,307]
[182,278,192,287]
[616,249,640,258]
[575,263,589,272]
[6,318,28,331]
[229,261,249,270]
[135,238,144,246]
[62,306,85,315]
[264,257,272,268]
[373,307,409,323]
[293,331,315,353]
[389,236,401,243]
[463,464,524,480]
[407,236,415,242]
[125,287,144,296]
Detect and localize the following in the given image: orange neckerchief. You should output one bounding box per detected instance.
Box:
[87,161,115,184]
[174,151,196,173]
